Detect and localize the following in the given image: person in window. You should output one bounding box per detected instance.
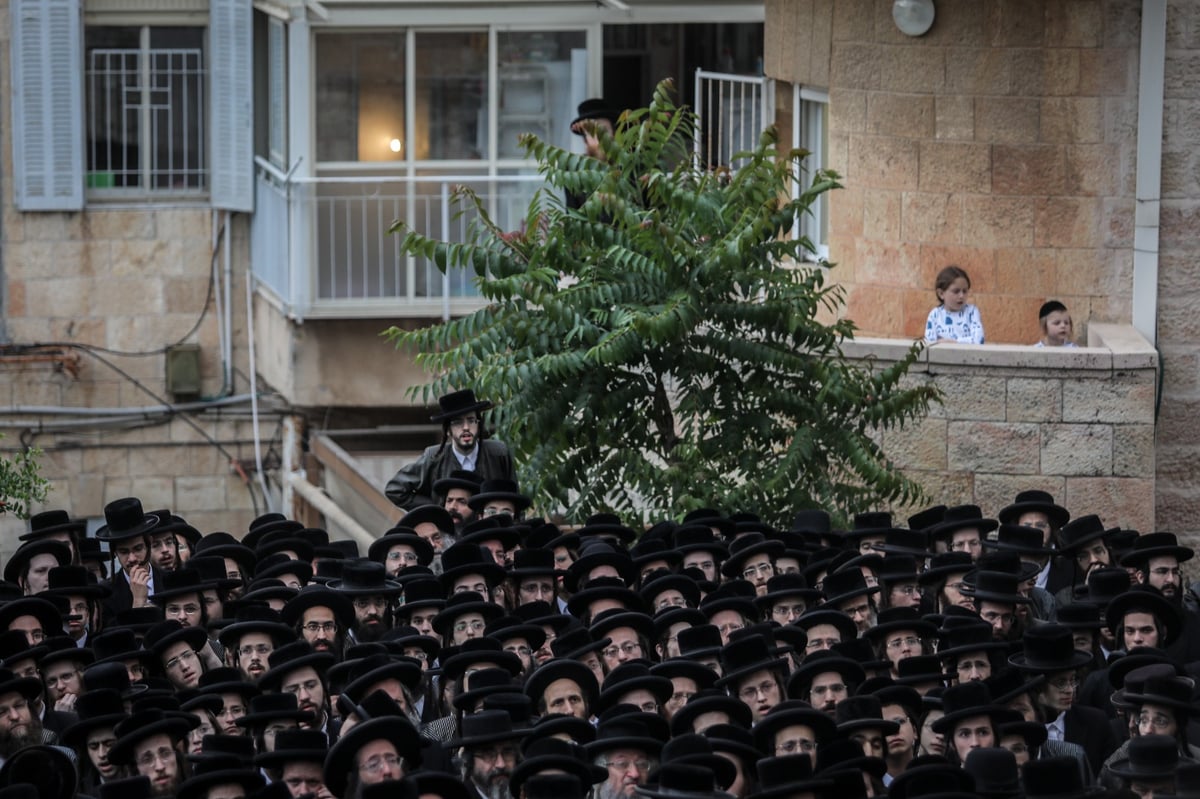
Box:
[385,390,515,512]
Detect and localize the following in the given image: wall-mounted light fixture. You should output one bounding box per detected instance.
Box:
[893,0,935,37]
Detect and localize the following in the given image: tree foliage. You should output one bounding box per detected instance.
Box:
[0,440,49,518]
[384,80,940,527]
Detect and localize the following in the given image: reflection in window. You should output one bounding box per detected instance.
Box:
[413,32,487,160]
[316,34,406,162]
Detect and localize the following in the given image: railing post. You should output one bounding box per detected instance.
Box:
[442,181,451,321]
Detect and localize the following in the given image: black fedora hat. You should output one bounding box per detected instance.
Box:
[257,641,335,691]
[1107,733,1194,780]
[525,658,599,709]
[675,624,723,660]
[1106,586,1184,646]
[963,747,1021,799]
[549,627,610,661]
[235,691,314,729]
[400,503,455,533]
[431,469,483,497]
[430,389,493,422]
[323,716,422,799]
[984,524,1054,557]
[963,570,1031,605]
[60,688,128,748]
[96,497,160,541]
[0,745,77,799]
[936,620,1010,660]
[1055,601,1105,631]
[109,709,194,765]
[862,606,936,647]
[1123,673,1200,716]
[40,564,111,600]
[1120,531,1195,568]
[327,559,403,596]
[0,596,65,640]
[439,638,523,683]
[1058,514,1109,553]
[278,584,356,629]
[177,759,264,799]
[216,604,295,649]
[750,754,832,799]
[888,762,976,799]
[753,574,821,613]
[1008,623,1092,672]
[243,513,302,549]
[467,479,532,514]
[786,650,865,699]
[438,543,507,591]
[21,509,85,541]
[253,728,327,768]
[3,539,71,585]
[576,513,638,545]
[0,666,48,705]
[589,608,654,643]
[792,608,858,646]
[585,714,665,758]
[818,567,880,608]
[790,510,833,536]
[669,691,751,736]
[1022,756,1104,799]
[596,662,673,714]
[918,551,975,587]
[833,694,900,736]
[672,525,729,559]
[635,763,731,799]
[342,653,423,703]
[713,634,787,689]
[894,654,955,687]
[510,737,605,799]
[571,99,620,132]
[719,534,785,580]
[871,528,932,558]
[930,681,1007,735]
[431,590,506,638]
[148,567,209,604]
[447,707,530,749]
[368,529,434,567]
[930,505,998,542]
[998,490,1070,529]
[841,511,902,543]
[142,619,208,657]
[752,701,837,753]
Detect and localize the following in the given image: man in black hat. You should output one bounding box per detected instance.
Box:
[385,390,515,512]
[331,561,403,644]
[0,667,54,758]
[433,470,483,534]
[97,497,167,615]
[450,709,528,799]
[1120,532,1200,663]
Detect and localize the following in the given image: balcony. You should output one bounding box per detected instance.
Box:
[250,70,787,320]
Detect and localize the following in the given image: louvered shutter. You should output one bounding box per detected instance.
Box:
[267,17,287,169]
[209,0,253,211]
[9,0,83,211]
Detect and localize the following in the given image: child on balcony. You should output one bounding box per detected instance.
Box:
[924,265,984,345]
[1035,300,1077,347]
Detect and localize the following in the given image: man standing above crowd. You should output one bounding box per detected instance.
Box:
[386,390,515,511]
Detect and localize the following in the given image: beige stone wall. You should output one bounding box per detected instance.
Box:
[849,324,1157,531]
[766,0,1141,345]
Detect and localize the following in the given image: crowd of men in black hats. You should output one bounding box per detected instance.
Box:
[0,392,1198,799]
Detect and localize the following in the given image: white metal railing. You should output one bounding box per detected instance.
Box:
[250,158,545,319]
[694,69,774,171]
[86,47,206,193]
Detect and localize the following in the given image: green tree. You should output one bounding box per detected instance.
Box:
[0,439,49,518]
[385,80,939,527]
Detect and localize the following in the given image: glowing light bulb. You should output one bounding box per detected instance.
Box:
[389,138,402,153]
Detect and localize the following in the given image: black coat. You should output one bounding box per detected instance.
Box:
[1063,703,1120,776]
[385,439,515,510]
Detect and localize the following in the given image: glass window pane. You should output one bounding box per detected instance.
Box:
[86,26,142,188]
[497,31,587,158]
[414,32,486,160]
[316,33,406,162]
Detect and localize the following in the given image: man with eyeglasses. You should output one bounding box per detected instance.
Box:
[109,709,192,797]
[590,610,653,673]
[369,528,435,580]
[324,714,422,799]
[385,389,515,512]
[259,641,338,740]
[330,560,403,645]
[448,709,528,799]
[715,635,788,723]
[586,716,662,799]
[752,702,835,769]
[282,586,355,661]
[217,605,295,683]
[256,728,332,799]
[786,650,864,717]
[1119,532,1200,663]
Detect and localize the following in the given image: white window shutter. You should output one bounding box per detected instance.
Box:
[267,17,287,169]
[210,0,254,212]
[9,0,83,211]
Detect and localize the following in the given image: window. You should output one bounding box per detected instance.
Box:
[793,85,829,261]
[85,26,206,195]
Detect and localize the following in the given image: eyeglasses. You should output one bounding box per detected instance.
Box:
[165,649,198,671]
[892,585,920,596]
[775,738,816,754]
[1005,743,1029,755]
[980,611,1016,625]
[667,691,695,707]
[1138,712,1173,730]
[282,679,322,695]
[886,636,923,650]
[359,754,402,774]
[1149,566,1182,578]
[738,680,779,700]
[454,620,486,633]
[742,564,774,579]
[472,746,518,763]
[449,417,480,429]
[136,747,176,768]
[1047,677,1079,691]
[504,646,533,658]
[302,621,337,633]
[482,507,511,517]
[404,650,429,661]
[633,700,660,713]
[238,644,272,657]
[602,642,642,659]
[944,581,967,593]
[603,759,653,772]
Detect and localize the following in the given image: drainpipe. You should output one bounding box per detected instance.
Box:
[1133,0,1166,344]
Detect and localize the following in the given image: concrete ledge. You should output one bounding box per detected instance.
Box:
[842,324,1157,373]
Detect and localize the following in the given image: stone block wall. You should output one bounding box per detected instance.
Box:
[846,323,1158,533]
[765,0,1141,345]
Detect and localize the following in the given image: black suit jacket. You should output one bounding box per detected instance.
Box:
[102,564,167,620]
[1063,703,1119,775]
[384,439,515,510]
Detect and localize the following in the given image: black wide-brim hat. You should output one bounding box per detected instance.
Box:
[786,653,865,698]
[1058,514,1109,552]
[142,620,209,657]
[431,592,506,638]
[431,470,483,497]
[862,608,937,645]
[1106,587,1184,646]
[278,584,356,629]
[61,708,129,748]
[178,766,264,799]
[752,704,837,753]
[324,716,423,799]
[720,534,786,579]
[818,567,881,608]
[984,524,1055,557]
[589,609,655,642]
[576,513,638,545]
[596,669,674,714]
[930,682,1008,735]
[3,540,72,585]
[1106,733,1195,780]
[1008,624,1093,673]
[439,643,524,683]
[96,497,160,542]
[961,570,1033,605]
[998,490,1071,529]
[871,528,933,558]
[40,564,112,600]
[510,752,606,799]
[326,559,403,596]
[1119,532,1196,568]
[109,711,194,765]
[253,729,328,768]
[792,608,858,644]
[571,99,620,132]
[929,505,999,542]
[918,552,975,587]
[438,544,508,592]
[447,707,531,749]
[368,530,435,566]
[650,659,718,691]
[235,693,315,729]
[257,642,336,691]
[430,389,493,422]
[0,745,77,799]
[22,509,85,541]
[524,659,599,708]
[0,597,64,640]
[467,482,532,514]
[38,638,94,671]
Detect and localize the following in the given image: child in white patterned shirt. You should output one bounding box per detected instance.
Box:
[924,265,984,345]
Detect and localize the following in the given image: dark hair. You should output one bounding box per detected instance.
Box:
[934,265,970,303]
[1039,300,1068,320]
[436,416,492,456]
